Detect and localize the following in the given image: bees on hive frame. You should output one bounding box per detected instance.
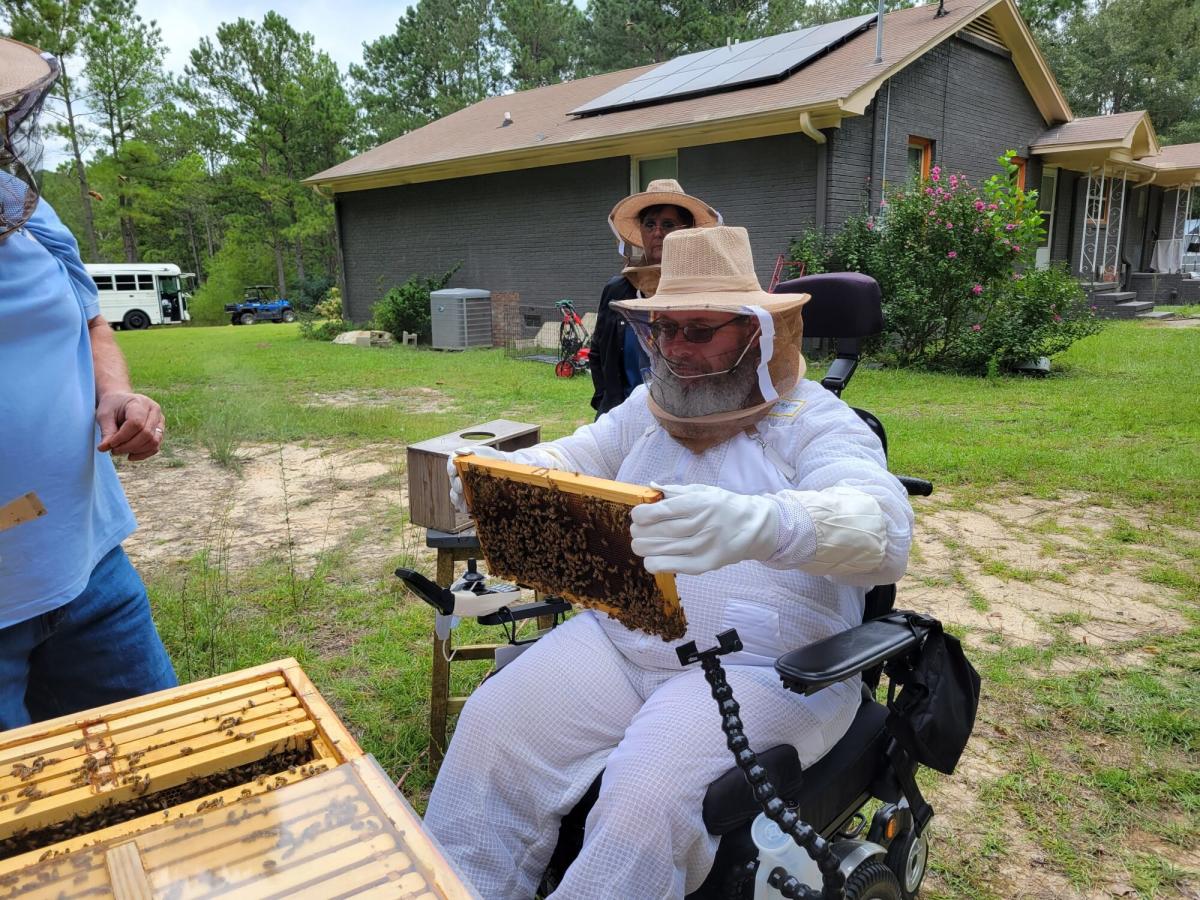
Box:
[462,466,687,640]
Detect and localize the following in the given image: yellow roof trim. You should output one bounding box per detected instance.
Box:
[1129,114,1161,158]
[843,0,1070,125]
[309,105,846,193]
[1031,145,1158,175]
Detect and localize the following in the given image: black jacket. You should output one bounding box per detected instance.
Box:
[589,275,639,417]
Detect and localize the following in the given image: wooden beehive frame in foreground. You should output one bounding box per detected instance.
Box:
[0,660,476,899]
[456,454,686,640]
[0,660,355,872]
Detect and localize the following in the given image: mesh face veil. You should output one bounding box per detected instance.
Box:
[1,43,59,241]
[612,227,809,453]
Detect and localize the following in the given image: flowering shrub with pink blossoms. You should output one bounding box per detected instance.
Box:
[790,152,1101,374]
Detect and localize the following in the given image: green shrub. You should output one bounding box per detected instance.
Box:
[292,273,336,311]
[942,265,1103,375]
[313,287,344,321]
[788,152,1103,374]
[297,313,358,341]
[788,227,833,275]
[371,265,459,343]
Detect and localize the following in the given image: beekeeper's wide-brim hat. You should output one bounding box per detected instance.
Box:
[608,179,721,249]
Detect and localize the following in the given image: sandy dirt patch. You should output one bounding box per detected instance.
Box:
[303,386,454,413]
[117,442,425,575]
[909,495,1190,650]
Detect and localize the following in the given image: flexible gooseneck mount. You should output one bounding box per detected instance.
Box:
[677,630,846,900]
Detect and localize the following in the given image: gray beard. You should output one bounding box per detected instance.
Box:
[648,358,759,418]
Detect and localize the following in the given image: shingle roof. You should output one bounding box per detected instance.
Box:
[308,0,1004,186]
[1029,111,1147,148]
[1151,143,1200,170]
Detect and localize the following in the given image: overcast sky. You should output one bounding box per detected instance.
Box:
[43,0,407,163]
[144,0,405,77]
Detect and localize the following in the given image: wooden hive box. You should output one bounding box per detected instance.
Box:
[407,420,540,533]
[0,660,477,899]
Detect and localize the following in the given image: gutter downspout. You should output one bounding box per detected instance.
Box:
[879,82,892,210]
[798,112,826,144]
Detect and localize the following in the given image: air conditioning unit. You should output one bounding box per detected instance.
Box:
[430,288,492,350]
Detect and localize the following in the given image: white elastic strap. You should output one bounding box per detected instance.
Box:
[743,304,777,403]
[609,216,627,258]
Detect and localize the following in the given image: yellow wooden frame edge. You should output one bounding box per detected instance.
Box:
[455,455,661,507]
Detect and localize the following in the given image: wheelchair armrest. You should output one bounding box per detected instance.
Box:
[820,355,858,394]
[775,616,927,696]
[477,598,572,626]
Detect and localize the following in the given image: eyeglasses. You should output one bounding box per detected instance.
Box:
[639,217,683,234]
[648,317,746,344]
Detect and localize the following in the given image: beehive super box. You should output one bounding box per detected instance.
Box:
[0,659,476,899]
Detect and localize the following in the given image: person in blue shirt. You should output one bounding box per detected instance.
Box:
[0,38,175,730]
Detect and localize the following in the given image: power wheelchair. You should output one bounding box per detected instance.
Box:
[398,272,965,900]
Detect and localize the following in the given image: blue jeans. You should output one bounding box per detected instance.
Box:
[0,545,177,730]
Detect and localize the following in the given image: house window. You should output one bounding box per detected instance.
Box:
[92,275,114,291]
[632,154,677,193]
[906,137,933,183]
[1013,157,1027,190]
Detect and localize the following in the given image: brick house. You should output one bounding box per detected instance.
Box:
[307,0,1200,326]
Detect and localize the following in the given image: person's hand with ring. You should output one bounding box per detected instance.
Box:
[96,391,165,461]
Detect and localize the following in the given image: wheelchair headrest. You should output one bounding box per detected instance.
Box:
[772,272,882,339]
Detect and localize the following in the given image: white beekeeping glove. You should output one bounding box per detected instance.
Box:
[630,483,779,575]
[447,445,508,515]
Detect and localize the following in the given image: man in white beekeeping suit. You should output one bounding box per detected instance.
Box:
[425,225,914,899]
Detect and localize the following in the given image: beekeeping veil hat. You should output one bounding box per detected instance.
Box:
[620,259,661,296]
[609,178,720,250]
[612,226,810,452]
[1,38,59,241]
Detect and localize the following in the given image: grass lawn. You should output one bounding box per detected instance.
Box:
[113,320,1199,898]
[122,319,1200,516]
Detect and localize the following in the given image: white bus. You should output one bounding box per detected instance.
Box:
[85,263,194,329]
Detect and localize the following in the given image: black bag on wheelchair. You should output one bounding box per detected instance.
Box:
[883,611,981,776]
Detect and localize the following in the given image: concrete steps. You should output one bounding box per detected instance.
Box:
[1136,310,1177,320]
[1105,301,1155,319]
[1088,290,1153,319]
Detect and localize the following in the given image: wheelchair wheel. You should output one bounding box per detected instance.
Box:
[844,860,902,900]
[885,827,928,899]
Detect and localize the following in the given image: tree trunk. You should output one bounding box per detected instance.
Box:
[274,238,287,299]
[58,61,99,261]
[120,210,139,262]
[293,238,306,288]
[203,207,216,259]
[185,211,203,277]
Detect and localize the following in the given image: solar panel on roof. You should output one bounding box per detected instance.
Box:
[570,12,876,117]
